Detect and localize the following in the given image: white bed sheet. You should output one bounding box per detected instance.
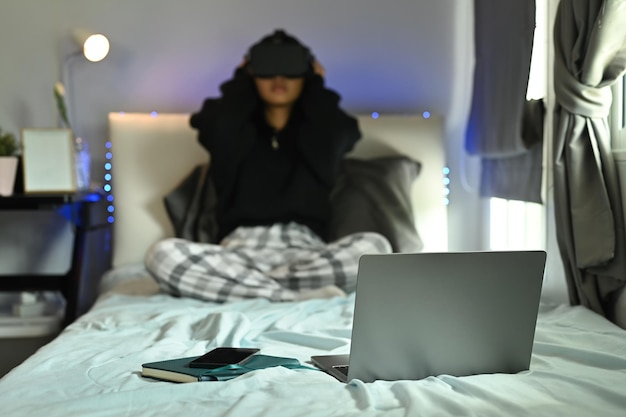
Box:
[1,269,626,417]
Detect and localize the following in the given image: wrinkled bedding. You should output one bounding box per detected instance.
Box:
[1,268,626,417]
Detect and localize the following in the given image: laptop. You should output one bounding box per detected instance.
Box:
[311,250,546,383]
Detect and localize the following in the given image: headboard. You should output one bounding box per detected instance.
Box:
[108,112,447,268]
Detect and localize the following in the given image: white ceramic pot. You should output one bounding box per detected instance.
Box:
[0,155,19,196]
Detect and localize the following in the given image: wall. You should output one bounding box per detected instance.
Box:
[0,0,481,251]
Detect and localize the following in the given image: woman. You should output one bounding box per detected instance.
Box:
[146,30,391,302]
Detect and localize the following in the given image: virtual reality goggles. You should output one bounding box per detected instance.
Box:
[248,42,312,78]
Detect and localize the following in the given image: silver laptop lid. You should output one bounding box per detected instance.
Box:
[347,251,546,382]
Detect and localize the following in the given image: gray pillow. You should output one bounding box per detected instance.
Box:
[165,156,423,253]
[328,156,423,253]
[164,163,218,244]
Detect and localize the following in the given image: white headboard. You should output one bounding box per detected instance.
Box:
[108,112,447,268]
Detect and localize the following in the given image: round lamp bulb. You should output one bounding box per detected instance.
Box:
[83,34,110,62]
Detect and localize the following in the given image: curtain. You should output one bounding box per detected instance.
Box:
[465,0,543,203]
[553,0,626,325]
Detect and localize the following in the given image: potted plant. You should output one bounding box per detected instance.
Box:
[0,128,20,196]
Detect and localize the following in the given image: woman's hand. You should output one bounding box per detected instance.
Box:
[312,60,326,78]
[238,57,249,69]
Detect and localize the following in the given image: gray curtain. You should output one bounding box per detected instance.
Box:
[465,0,543,203]
[553,0,626,324]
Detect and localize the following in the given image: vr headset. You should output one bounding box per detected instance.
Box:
[248,33,312,78]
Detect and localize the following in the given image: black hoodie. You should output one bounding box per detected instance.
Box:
[189,69,360,241]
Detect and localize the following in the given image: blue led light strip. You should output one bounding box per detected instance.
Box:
[442,166,450,206]
[104,141,114,223]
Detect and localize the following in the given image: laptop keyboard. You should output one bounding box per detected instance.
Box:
[333,365,349,376]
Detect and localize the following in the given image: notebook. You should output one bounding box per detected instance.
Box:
[311,250,546,383]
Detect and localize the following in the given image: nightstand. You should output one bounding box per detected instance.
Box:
[0,192,112,326]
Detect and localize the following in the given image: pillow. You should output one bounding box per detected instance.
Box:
[328,156,423,253]
[165,156,423,253]
[163,163,218,244]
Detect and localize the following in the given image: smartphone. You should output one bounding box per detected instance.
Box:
[188,347,260,369]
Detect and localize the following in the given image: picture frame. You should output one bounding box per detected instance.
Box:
[21,128,77,194]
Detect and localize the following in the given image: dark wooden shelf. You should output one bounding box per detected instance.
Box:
[0,191,112,326]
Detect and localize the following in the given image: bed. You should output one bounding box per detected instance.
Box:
[1,113,626,417]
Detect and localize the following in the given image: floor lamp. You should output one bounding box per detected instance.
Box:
[59,29,110,190]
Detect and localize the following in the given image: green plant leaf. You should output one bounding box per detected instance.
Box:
[54,84,71,129]
[0,128,18,156]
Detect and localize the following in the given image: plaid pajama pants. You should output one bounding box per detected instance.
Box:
[145,222,392,302]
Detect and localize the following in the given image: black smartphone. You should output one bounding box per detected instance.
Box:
[188,347,260,369]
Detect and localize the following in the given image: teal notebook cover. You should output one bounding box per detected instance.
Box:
[142,356,207,383]
[142,354,316,383]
